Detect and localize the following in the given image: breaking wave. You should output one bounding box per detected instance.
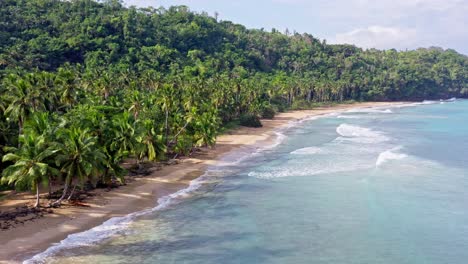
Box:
[335,124,389,144]
[346,108,393,114]
[337,115,361,119]
[247,163,371,179]
[290,147,323,155]
[376,147,408,167]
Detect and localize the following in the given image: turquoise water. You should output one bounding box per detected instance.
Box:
[29,100,468,264]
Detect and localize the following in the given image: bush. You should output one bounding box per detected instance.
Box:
[290,99,312,110]
[239,114,262,128]
[270,96,288,112]
[261,105,276,119]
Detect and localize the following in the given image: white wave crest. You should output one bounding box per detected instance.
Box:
[337,115,361,119]
[376,147,408,167]
[290,147,323,155]
[248,164,369,179]
[440,97,457,104]
[336,124,389,144]
[442,97,457,102]
[346,108,393,114]
[421,100,438,105]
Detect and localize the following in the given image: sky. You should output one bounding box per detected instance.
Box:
[124,0,468,54]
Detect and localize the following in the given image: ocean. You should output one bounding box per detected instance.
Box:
[27,99,468,264]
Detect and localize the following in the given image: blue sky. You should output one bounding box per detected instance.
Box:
[124,0,467,54]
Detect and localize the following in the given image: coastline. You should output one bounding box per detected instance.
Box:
[0,101,404,263]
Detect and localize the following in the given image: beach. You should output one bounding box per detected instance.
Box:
[0,102,403,263]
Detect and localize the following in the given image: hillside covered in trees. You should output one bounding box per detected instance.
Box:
[0,0,467,206]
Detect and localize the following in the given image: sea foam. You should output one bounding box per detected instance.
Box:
[290,146,323,155]
[335,124,389,144]
[346,108,393,114]
[421,100,439,105]
[252,124,391,179]
[337,115,361,119]
[393,98,458,109]
[376,147,408,167]
[247,163,370,179]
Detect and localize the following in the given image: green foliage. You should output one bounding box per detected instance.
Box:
[240,114,263,128]
[261,105,276,119]
[290,100,315,110]
[1,134,59,207]
[173,135,195,156]
[270,97,289,113]
[218,120,240,134]
[2,134,58,190]
[55,128,106,186]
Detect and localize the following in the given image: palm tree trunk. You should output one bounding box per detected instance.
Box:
[67,184,77,201]
[165,107,169,147]
[48,176,53,197]
[34,181,40,208]
[18,118,24,147]
[52,178,70,206]
[169,120,190,145]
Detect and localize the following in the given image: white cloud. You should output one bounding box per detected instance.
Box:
[333,26,418,50]
[126,0,468,54]
[382,0,464,11]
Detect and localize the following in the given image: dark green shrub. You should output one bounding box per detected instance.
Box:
[261,105,276,119]
[290,99,312,110]
[240,114,262,127]
[270,96,288,112]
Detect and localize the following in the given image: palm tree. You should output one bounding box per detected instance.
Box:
[135,119,166,162]
[23,112,55,137]
[3,74,45,136]
[109,112,138,158]
[52,128,106,206]
[193,105,219,148]
[23,112,59,195]
[34,71,58,112]
[160,83,175,147]
[55,68,79,110]
[1,134,59,208]
[126,90,143,120]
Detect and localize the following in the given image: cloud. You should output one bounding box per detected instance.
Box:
[333,0,465,12]
[383,0,464,11]
[125,0,468,54]
[333,26,418,50]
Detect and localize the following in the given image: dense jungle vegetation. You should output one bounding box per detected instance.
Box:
[0,0,467,207]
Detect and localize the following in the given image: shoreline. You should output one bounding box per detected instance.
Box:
[0,101,404,263]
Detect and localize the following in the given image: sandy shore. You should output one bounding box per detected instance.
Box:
[0,102,403,263]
